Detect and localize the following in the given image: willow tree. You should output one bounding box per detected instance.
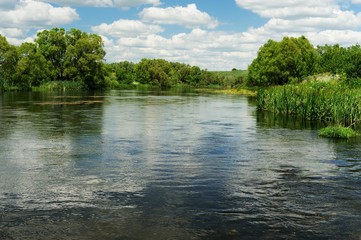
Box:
[247,36,317,86]
[0,35,18,89]
[35,28,106,89]
[63,29,106,89]
[15,42,53,89]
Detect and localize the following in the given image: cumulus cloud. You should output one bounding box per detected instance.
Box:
[139,4,219,29]
[235,0,336,19]
[102,28,261,70]
[0,0,78,30]
[91,19,163,37]
[38,0,161,7]
[0,0,78,45]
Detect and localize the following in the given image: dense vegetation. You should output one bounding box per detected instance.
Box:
[251,36,361,137]
[0,28,106,90]
[0,28,246,91]
[247,36,317,86]
[257,80,361,127]
[247,36,361,87]
[104,60,247,90]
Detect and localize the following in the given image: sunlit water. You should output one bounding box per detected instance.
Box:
[0,90,361,239]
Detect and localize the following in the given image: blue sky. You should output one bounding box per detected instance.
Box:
[1,0,361,70]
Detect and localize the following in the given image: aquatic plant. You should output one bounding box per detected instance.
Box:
[257,81,361,127]
[34,81,86,91]
[318,126,359,139]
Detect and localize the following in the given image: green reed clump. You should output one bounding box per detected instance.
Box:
[34,81,86,91]
[319,126,359,139]
[257,81,361,127]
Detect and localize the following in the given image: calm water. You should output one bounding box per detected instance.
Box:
[0,90,361,239]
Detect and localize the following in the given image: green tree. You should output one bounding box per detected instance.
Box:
[134,59,171,88]
[315,44,347,75]
[345,45,361,78]
[0,35,18,89]
[248,36,317,86]
[15,42,53,89]
[115,61,136,84]
[35,28,67,81]
[63,29,106,89]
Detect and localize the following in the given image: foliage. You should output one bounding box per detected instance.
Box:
[0,28,106,91]
[15,42,52,89]
[248,36,317,87]
[0,35,18,89]
[319,126,359,139]
[211,70,247,88]
[107,59,221,89]
[315,44,361,79]
[257,81,361,127]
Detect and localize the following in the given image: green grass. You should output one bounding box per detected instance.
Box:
[319,126,359,139]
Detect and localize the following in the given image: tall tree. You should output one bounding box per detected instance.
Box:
[0,35,18,89]
[63,29,106,89]
[248,36,317,86]
[15,42,53,89]
[35,28,67,81]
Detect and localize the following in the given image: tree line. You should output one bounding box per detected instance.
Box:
[0,28,245,91]
[105,59,245,89]
[3,28,351,91]
[247,36,361,87]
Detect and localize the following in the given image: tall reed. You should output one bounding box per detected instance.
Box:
[257,81,361,127]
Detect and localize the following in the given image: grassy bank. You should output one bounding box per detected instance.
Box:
[257,80,361,128]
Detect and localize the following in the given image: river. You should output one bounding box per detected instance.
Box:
[0,90,361,239]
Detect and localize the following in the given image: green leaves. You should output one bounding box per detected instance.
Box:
[248,36,317,87]
[0,28,107,90]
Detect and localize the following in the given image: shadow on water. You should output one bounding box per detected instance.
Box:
[1,91,361,239]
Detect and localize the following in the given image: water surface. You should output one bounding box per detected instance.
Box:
[1,90,361,239]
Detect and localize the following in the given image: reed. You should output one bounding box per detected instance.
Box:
[319,126,359,139]
[34,81,86,91]
[257,81,361,127]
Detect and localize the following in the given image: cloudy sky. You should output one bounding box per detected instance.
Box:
[1,0,361,70]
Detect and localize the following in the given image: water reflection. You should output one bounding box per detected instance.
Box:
[1,90,361,239]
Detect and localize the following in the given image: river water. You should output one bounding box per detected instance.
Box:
[0,90,361,239]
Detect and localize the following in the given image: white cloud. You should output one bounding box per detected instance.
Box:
[139,4,219,29]
[0,0,78,44]
[38,0,161,7]
[91,19,163,37]
[102,28,261,70]
[235,0,336,19]
[0,28,24,38]
[0,0,78,29]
